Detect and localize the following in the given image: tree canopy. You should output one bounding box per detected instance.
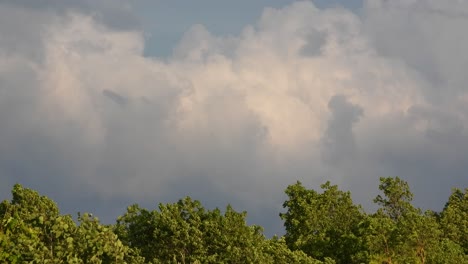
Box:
[1,177,467,263]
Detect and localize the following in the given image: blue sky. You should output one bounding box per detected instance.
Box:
[133,0,363,57]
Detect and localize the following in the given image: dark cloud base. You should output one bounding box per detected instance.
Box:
[1,0,468,237]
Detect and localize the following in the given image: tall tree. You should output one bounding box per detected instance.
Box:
[364,177,466,263]
[365,177,417,263]
[115,197,265,263]
[440,188,468,254]
[0,184,140,263]
[280,181,367,263]
[374,177,414,221]
[115,197,323,264]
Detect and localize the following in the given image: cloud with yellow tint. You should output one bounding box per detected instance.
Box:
[1,0,468,235]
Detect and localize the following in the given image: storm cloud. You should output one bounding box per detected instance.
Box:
[1,0,468,235]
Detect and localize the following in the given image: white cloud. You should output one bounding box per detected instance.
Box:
[1,0,468,234]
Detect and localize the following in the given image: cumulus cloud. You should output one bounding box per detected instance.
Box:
[321,95,363,165]
[1,0,468,235]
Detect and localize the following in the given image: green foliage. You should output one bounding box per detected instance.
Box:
[364,209,443,263]
[364,177,468,263]
[115,197,322,263]
[426,238,468,264]
[374,177,414,221]
[364,177,422,263]
[440,188,468,254]
[280,181,367,263]
[2,177,468,263]
[0,184,138,263]
[282,177,468,264]
[262,236,329,264]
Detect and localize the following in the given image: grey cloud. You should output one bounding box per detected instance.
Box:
[363,0,468,104]
[0,0,84,9]
[321,95,363,166]
[0,0,139,65]
[365,0,468,19]
[0,0,139,31]
[103,89,128,107]
[91,2,140,31]
[300,29,327,57]
[0,6,50,61]
[2,0,468,237]
[360,114,468,211]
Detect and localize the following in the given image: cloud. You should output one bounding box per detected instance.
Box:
[363,0,468,103]
[1,0,468,235]
[321,95,363,165]
[0,0,139,31]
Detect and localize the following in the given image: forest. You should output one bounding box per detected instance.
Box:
[1,177,467,264]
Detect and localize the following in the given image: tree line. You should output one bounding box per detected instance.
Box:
[1,177,467,263]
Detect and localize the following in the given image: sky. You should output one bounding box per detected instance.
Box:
[1,0,468,236]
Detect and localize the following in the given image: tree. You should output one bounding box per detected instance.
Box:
[280,181,367,263]
[440,188,468,254]
[426,238,468,264]
[115,197,270,263]
[115,197,324,264]
[0,184,77,262]
[0,184,139,263]
[364,177,464,264]
[263,236,331,264]
[3,178,468,263]
[374,177,414,221]
[366,177,419,262]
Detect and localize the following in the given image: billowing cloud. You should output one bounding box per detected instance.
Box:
[321,95,363,165]
[1,0,468,235]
